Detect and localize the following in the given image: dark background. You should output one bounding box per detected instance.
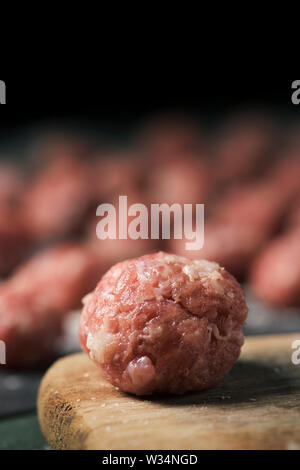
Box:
[0,77,298,163]
[0,77,297,129]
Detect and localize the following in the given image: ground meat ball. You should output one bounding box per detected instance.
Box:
[170,222,266,279]
[79,252,248,396]
[23,157,92,242]
[212,182,287,235]
[138,116,203,163]
[0,205,30,276]
[213,116,275,186]
[0,285,63,368]
[31,133,92,164]
[146,157,211,206]
[0,163,24,207]
[0,243,106,368]
[270,152,300,202]
[0,166,29,274]
[10,243,105,314]
[91,155,142,203]
[249,229,300,307]
[287,197,300,229]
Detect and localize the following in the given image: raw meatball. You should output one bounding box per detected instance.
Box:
[10,243,105,314]
[170,221,265,279]
[270,152,300,203]
[79,252,247,395]
[0,243,105,368]
[249,229,300,307]
[0,205,30,276]
[0,285,63,368]
[138,115,203,163]
[0,163,24,207]
[23,157,92,242]
[146,157,211,206]
[0,166,30,275]
[287,197,300,229]
[213,115,274,186]
[31,133,92,164]
[91,154,142,203]
[212,182,287,236]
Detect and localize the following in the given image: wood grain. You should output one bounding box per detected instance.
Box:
[38,333,300,450]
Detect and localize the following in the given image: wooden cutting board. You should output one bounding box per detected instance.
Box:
[38,332,300,450]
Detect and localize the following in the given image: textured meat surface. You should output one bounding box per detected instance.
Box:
[79,252,248,395]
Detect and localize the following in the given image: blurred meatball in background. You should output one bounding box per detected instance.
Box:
[249,228,300,308]
[0,205,31,276]
[170,222,265,279]
[269,150,300,204]
[211,181,288,236]
[90,152,143,204]
[212,114,278,188]
[22,156,93,243]
[145,156,212,207]
[287,196,300,229]
[0,242,106,368]
[137,114,204,163]
[0,285,63,368]
[0,162,25,207]
[29,132,94,165]
[0,162,30,275]
[9,242,105,314]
